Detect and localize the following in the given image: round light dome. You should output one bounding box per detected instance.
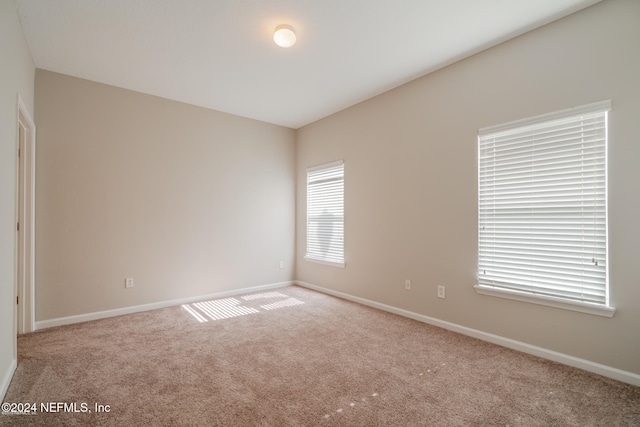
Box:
[273,25,296,48]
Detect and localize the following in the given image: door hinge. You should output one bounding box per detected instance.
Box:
[18,147,20,158]
[17,296,19,305]
[17,222,20,231]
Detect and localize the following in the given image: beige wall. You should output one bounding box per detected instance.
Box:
[296,0,640,375]
[0,0,35,397]
[35,70,296,320]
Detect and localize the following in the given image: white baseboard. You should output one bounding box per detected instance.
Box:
[0,358,17,402]
[34,281,294,331]
[296,280,640,387]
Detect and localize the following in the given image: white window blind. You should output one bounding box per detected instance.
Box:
[305,160,344,267]
[477,101,612,312]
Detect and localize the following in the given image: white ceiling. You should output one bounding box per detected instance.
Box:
[15,0,600,129]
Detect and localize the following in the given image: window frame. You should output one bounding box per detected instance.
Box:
[475,101,615,318]
[304,160,345,268]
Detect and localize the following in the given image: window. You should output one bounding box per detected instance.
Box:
[476,101,614,317]
[305,160,345,267]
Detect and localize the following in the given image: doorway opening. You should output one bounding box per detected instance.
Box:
[15,95,35,335]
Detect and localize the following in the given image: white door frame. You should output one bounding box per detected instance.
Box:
[15,95,36,335]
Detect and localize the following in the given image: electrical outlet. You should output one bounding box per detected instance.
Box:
[125,278,134,289]
[437,285,445,299]
[279,261,285,269]
[405,280,412,291]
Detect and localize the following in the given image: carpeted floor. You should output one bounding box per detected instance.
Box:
[2,285,639,426]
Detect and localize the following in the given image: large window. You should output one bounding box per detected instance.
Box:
[476,101,614,317]
[305,160,345,267]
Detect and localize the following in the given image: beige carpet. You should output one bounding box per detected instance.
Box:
[2,285,639,426]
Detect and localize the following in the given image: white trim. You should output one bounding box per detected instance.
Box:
[474,285,615,318]
[306,159,343,173]
[304,255,345,268]
[478,99,611,136]
[0,358,17,402]
[34,281,294,331]
[296,280,640,387]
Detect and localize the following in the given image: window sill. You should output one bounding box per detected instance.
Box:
[474,285,616,318]
[304,256,345,268]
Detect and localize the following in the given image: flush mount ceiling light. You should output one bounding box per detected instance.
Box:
[273,25,296,48]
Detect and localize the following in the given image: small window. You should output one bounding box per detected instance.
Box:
[476,101,614,317]
[305,160,345,267]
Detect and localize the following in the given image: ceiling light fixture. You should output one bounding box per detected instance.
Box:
[273,25,296,48]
